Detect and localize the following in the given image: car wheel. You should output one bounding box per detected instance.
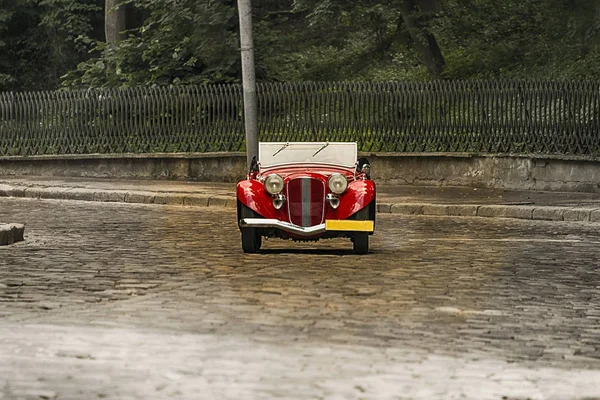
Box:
[352,206,370,254]
[240,204,262,253]
[353,232,369,254]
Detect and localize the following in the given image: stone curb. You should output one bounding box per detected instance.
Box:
[0,184,237,209]
[1,183,599,223]
[0,223,25,246]
[377,202,600,223]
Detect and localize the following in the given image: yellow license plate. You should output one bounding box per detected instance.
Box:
[325,220,374,232]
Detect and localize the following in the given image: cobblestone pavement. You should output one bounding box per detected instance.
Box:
[1,198,600,400]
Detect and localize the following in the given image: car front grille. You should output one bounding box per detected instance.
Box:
[287,177,325,227]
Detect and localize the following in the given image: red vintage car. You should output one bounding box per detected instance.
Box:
[237,142,376,254]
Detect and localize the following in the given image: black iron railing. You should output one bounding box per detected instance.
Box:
[0,81,599,156]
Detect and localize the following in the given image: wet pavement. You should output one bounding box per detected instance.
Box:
[1,197,600,399]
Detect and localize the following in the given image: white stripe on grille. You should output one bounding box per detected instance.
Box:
[301,178,311,227]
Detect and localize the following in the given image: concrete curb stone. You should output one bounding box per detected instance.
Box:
[125,192,156,204]
[563,208,594,222]
[389,203,424,215]
[477,205,533,220]
[64,188,97,202]
[422,204,450,216]
[208,196,236,209]
[590,209,600,222]
[532,206,566,221]
[447,204,479,217]
[153,193,185,206]
[183,195,210,207]
[93,191,128,203]
[0,223,25,246]
[376,203,391,213]
[0,184,26,198]
[24,187,69,200]
[12,223,24,242]
[0,184,13,197]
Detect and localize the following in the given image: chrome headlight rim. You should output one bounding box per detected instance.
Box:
[328,173,348,194]
[264,173,284,195]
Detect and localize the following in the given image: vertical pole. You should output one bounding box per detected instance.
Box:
[237,0,259,168]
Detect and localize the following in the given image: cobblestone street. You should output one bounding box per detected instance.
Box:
[1,197,600,399]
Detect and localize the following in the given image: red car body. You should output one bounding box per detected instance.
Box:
[236,142,376,254]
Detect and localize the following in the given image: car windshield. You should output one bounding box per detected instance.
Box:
[258,142,357,168]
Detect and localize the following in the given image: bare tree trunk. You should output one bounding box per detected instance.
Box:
[105,0,126,44]
[401,0,445,79]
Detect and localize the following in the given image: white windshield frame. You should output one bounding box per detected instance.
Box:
[258,142,357,169]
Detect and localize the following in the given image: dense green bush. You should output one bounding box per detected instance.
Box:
[1,0,600,91]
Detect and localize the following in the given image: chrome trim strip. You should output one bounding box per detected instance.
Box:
[240,218,326,236]
[302,178,311,227]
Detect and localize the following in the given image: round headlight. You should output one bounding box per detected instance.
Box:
[328,173,348,194]
[264,174,284,194]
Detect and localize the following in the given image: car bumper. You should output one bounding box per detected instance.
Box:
[240,218,374,237]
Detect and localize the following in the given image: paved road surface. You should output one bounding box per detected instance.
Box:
[1,198,600,399]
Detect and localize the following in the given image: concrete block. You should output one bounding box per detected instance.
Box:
[563,208,592,222]
[22,187,72,200]
[11,223,24,242]
[125,192,156,204]
[376,203,392,213]
[94,191,127,203]
[5,226,14,244]
[0,223,23,245]
[477,205,505,218]
[35,188,69,199]
[390,203,424,215]
[208,196,235,208]
[422,204,450,216]
[590,209,600,222]
[0,227,8,245]
[12,187,26,197]
[502,206,535,220]
[446,204,479,217]
[0,186,25,197]
[184,195,210,207]
[0,184,13,197]
[154,194,185,205]
[477,205,533,220]
[65,188,96,202]
[23,188,45,199]
[532,206,565,221]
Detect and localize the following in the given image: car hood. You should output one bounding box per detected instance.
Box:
[259,165,354,182]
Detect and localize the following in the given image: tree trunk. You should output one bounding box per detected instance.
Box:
[401,0,445,79]
[105,0,126,44]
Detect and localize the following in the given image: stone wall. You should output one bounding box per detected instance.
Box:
[1,152,599,192]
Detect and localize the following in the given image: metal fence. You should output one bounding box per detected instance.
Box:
[1,80,599,156]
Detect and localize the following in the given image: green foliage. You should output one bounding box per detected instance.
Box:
[435,0,600,79]
[256,0,413,81]
[2,0,600,90]
[63,0,239,87]
[0,0,101,91]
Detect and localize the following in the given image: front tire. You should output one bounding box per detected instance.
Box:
[353,232,369,254]
[352,205,371,254]
[240,203,262,253]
